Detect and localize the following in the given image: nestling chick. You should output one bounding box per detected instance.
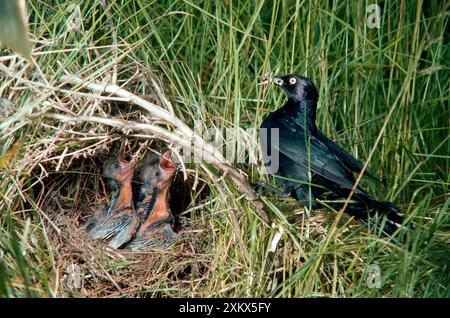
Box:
[86,150,140,248]
[125,150,179,251]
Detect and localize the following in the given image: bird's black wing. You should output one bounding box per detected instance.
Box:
[263,115,357,190]
[314,130,379,182]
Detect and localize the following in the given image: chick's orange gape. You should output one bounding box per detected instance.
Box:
[140,151,176,226]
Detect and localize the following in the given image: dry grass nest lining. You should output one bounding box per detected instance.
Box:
[37,149,215,297]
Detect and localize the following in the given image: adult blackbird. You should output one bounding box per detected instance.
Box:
[125,150,179,251]
[258,74,404,235]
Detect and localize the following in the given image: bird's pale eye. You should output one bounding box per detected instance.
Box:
[289,77,297,85]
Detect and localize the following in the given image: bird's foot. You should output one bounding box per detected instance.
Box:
[252,180,291,197]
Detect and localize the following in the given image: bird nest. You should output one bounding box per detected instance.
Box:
[37,147,215,297]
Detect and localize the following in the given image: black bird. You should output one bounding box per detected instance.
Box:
[258,74,404,235]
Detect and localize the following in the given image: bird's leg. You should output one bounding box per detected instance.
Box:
[252,180,292,197]
[294,186,319,210]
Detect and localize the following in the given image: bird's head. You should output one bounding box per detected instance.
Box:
[103,151,134,183]
[140,150,176,190]
[272,74,318,102]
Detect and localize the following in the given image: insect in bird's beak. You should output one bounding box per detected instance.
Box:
[258,76,284,86]
[272,77,284,86]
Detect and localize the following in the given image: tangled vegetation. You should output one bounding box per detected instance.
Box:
[0,1,448,297]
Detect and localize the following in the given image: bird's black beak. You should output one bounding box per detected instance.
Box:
[272,76,284,86]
